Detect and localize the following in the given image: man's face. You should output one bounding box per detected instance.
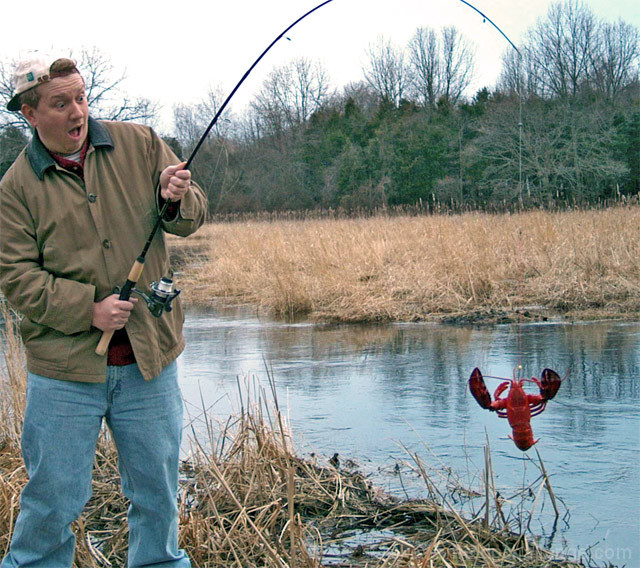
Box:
[21,73,89,155]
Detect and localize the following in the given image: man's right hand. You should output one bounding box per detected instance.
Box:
[92,294,137,331]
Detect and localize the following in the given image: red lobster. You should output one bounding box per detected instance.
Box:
[468,367,562,451]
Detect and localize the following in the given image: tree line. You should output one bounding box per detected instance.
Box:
[1,1,638,214]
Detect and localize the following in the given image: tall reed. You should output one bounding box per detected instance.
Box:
[0,303,26,442]
[171,206,640,322]
[0,303,26,560]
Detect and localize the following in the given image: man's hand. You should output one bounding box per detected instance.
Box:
[93,294,138,332]
[160,161,191,202]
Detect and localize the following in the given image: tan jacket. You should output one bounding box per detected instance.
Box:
[0,118,208,382]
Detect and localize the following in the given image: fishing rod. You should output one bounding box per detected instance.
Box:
[96,0,520,356]
[456,0,520,54]
[95,0,336,355]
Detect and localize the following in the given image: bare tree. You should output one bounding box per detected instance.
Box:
[0,47,159,131]
[0,59,32,131]
[525,0,599,97]
[341,81,379,114]
[291,58,332,123]
[173,103,203,155]
[74,47,159,124]
[498,48,544,97]
[500,4,639,103]
[362,36,407,106]
[477,96,628,204]
[407,26,475,107]
[498,49,521,95]
[251,57,331,137]
[407,27,440,106]
[440,27,475,104]
[173,86,234,150]
[591,20,639,102]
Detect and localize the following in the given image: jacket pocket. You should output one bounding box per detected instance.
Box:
[20,318,72,371]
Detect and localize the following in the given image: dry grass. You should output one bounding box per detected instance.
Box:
[0,302,588,567]
[169,206,640,323]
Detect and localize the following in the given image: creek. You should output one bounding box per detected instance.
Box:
[178,307,640,564]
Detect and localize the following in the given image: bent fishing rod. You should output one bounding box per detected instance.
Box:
[456,0,519,54]
[96,0,519,355]
[96,0,336,355]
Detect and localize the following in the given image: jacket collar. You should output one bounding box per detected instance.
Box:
[26,117,114,180]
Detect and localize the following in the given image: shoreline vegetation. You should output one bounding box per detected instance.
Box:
[1,307,586,566]
[169,205,640,325]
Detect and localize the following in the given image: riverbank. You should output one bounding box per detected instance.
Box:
[0,400,586,568]
[169,206,640,324]
[0,311,586,567]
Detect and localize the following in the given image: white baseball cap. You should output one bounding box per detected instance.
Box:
[6,54,75,111]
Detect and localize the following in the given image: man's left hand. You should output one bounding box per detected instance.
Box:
[160,162,191,201]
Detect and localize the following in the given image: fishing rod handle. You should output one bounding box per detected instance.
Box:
[95,258,145,356]
[95,195,171,357]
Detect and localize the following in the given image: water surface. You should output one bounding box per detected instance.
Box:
[176,308,639,564]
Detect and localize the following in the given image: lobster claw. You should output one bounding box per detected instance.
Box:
[540,368,562,401]
[469,367,493,410]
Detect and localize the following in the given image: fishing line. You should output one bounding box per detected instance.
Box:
[455,0,526,374]
[455,0,526,375]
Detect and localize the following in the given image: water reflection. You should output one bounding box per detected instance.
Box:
[179,308,639,562]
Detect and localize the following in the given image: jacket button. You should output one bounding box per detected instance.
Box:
[88,193,97,203]
[102,239,111,249]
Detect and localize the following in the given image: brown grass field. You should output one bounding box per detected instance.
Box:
[170,206,640,323]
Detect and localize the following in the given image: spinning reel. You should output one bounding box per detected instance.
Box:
[117,277,180,318]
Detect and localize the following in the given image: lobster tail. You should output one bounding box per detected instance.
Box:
[540,368,562,401]
[511,428,538,451]
[469,367,493,409]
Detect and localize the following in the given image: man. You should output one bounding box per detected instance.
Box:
[0,54,208,567]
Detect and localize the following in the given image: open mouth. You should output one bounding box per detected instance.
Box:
[69,126,83,139]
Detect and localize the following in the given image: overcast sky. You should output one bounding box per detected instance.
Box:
[2,0,638,131]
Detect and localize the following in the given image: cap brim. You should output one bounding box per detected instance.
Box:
[7,94,22,112]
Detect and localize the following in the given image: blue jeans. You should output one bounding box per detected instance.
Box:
[1,361,190,568]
